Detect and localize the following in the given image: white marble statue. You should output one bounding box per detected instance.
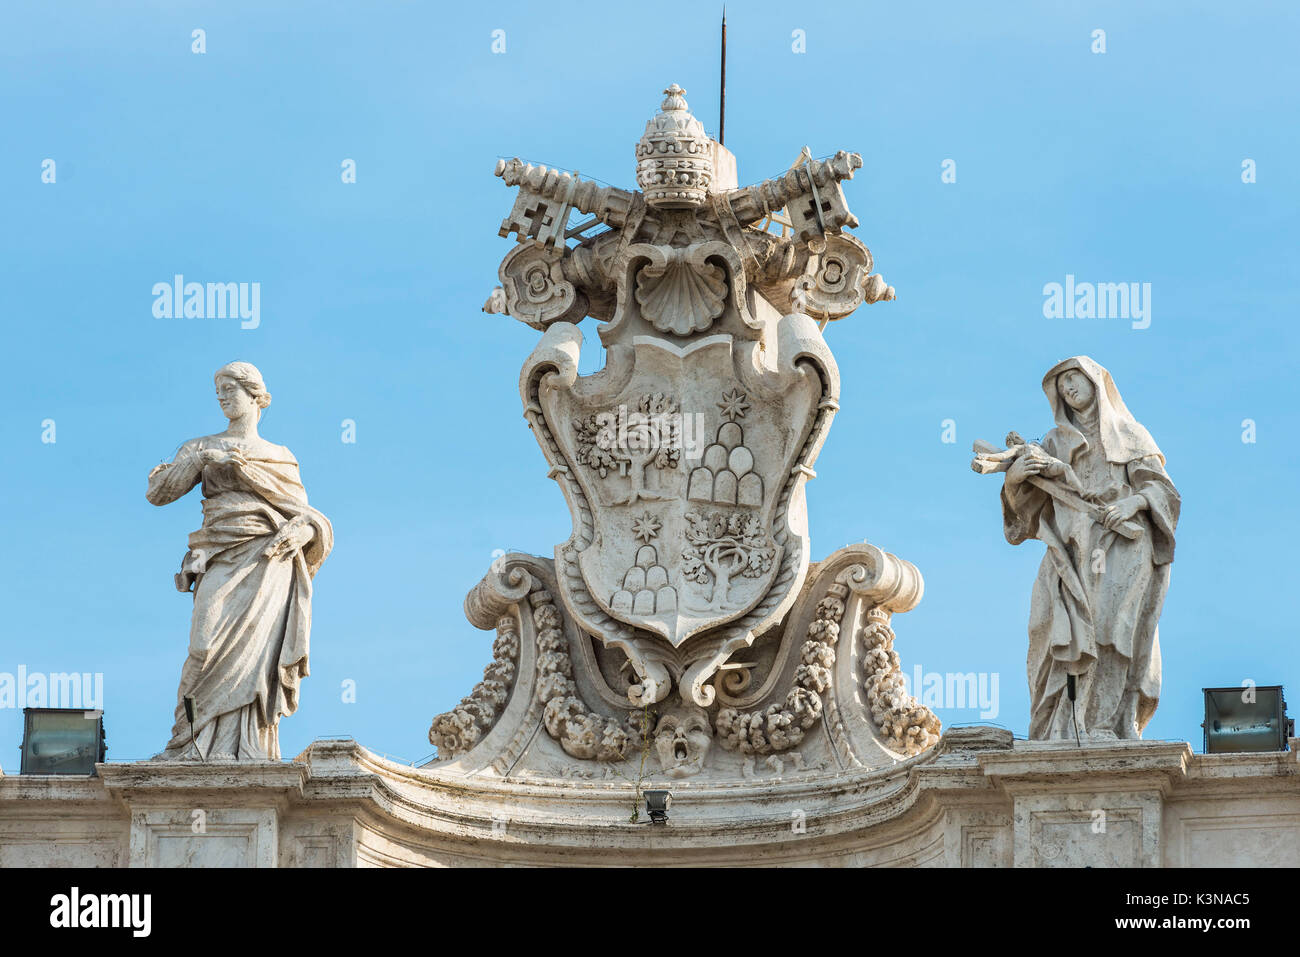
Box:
[974,356,1179,741]
[146,362,333,760]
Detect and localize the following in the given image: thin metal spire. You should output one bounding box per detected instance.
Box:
[719,8,727,146]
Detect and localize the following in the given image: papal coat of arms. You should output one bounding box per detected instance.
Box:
[431,86,940,780]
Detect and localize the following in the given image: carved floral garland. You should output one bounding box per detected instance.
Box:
[714,583,848,754]
[714,583,941,759]
[531,585,637,761]
[429,614,520,759]
[860,609,941,756]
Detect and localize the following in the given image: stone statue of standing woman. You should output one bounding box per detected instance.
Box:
[147,362,332,760]
[975,356,1179,741]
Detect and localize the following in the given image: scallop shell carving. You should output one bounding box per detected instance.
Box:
[635,258,727,336]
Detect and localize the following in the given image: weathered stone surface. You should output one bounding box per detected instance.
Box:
[146,362,333,761]
[974,356,1178,741]
[2,735,1297,866]
[8,86,1266,872]
[431,83,927,785]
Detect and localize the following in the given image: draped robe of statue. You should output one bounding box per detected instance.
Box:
[1001,357,1179,740]
[147,436,333,759]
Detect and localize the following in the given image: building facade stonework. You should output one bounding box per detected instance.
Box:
[2,735,1298,866]
[2,84,1294,868]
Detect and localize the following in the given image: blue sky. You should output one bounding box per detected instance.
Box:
[1,0,1296,765]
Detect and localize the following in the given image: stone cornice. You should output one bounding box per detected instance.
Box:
[3,730,1298,865]
[97,760,307,807]
[976,740,1192,796]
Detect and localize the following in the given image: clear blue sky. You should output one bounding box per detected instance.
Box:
[2,1,1296,765]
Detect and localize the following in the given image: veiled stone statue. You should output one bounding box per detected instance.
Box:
[973,356,1179,741]
[147,362,333,760]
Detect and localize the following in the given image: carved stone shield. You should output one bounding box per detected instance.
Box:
[535,327,825,648]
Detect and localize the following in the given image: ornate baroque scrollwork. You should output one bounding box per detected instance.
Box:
[432,83,921,777]
[714,583,847,754]
[498,241,587,330]
[530,584,638,761]
[711,544,940,763]
[429,557,538,759]
[860,608,941,755]
[428,614,521,759]
[792,233,895,323]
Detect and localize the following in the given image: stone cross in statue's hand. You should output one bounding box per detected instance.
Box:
[971,432,1144,540]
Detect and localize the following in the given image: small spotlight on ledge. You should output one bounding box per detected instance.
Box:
[20,708,107,776]
[1202,686,1293,754]
[644,789,672,824]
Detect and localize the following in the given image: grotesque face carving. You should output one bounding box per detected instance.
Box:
[653,705,713,778]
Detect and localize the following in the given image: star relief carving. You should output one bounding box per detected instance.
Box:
[717,389,750,422]
[631,511,662,543]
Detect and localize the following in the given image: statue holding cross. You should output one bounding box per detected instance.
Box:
[973,357,1180,742]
